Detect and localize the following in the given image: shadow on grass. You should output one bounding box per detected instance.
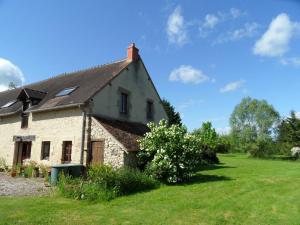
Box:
[197,164,236,172]
[185,173,232,185]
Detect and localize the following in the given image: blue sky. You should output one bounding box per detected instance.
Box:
[0,0,300,132]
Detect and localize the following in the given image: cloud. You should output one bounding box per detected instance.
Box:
[220,80,245,93]
[166,6,188,46]
[216,126,231,135]
[203,14,219,29]
[215,22,259,44]
[199,8,247,39]
[0,58,24,92]
[177,99,204,111]
[230,8,243,19]
[253,13,298,57]
[169,65,212,84]
[280,57,300,67]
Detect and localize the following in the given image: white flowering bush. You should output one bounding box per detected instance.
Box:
[291,147,300,158]
[138,120,204,183]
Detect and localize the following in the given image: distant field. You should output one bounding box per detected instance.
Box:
[1,154,300,225]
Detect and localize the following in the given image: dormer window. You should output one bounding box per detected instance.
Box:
[55,87,77,97]
[1,100,16,108]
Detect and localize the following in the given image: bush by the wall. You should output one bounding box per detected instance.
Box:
[57,165,159,202]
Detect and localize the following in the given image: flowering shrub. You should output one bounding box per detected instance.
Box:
[291,147,300,158]
[138,120,206,183]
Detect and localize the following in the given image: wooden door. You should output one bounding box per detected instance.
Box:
[91,141,104,165]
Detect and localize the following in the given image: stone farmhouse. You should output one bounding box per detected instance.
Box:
[0,44,168,168]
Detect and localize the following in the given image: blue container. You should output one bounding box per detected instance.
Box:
[51,164,84,185]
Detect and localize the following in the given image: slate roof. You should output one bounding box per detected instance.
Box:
[0,59,131,116]
[94,116,150,152]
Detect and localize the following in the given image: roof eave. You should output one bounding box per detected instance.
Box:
[0,109,22,117]
[28,103,84,113]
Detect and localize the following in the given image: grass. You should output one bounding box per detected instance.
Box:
[1,154,300,225]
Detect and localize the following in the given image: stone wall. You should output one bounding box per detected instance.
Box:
[90,117,137,167]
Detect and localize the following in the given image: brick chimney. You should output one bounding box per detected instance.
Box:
[127,43,139,61]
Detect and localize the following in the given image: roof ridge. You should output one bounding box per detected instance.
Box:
[0,57,128,95]
[45,57,128,81]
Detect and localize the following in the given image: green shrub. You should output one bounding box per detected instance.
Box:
[24,166,34,178]
[58,165,159,202]
[248,138,275,158]
[81,183,117,201]
[116,167,159,195]
[193,122,219,164]
[87,164,118,189]
[57,173,83,199]
[216,135,231,153]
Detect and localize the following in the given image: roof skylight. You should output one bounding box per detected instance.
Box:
[55,87,78,97]
[1,100,17,108]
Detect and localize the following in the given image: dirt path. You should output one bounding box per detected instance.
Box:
[0,172,50,196]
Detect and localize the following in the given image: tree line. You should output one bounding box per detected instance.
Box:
[162,97,300,158]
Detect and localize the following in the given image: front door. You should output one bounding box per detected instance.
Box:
[14,142,32,166]
[21,142,31,162]
[91,141,104,165]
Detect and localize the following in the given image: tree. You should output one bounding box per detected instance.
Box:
[192,122,219,163]
[277,111,300,154]
[161,99,182,126]
[230,97,280,152]
[8,82,17,90]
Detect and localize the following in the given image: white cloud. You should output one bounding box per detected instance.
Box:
[253,13,298,57]
[230,23,259,40]
[230,8,242,19]
[230,8,246,19]
[203,14,219,29]
[216,126,231,135]
[169,65,211,84]
[220,80,245,93]
[177,99,204,111]
[215,22,259,44]
[0,58,24,92]
[199,8,247,39]
[280,57,300,67]
[166,6,188,46]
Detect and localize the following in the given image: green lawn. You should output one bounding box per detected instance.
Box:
[1,154,300,225]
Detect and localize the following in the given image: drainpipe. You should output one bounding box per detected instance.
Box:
[86,114,92,166]
[80,110,87,165]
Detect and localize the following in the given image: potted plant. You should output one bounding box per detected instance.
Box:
[11,169,17,177]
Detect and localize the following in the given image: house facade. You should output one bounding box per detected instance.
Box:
[0,44,168,168]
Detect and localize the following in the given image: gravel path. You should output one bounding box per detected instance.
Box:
[0,172,50,196]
